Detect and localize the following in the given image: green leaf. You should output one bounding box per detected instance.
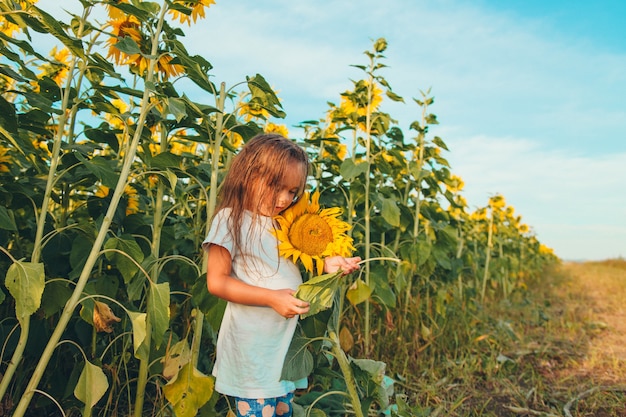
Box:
[164,169,179,191]
[166,97,187,122]
[40,280,72,318]
[380,196,400,227]
[112,36,142,55]
[104,236,144,284]
[0,95,18,135]
[432,136,449,151]
[0,206,17,231]
[346,279,372,306]
[247,74,285,118]
[163,362,214,417]
[294,272,342,319]
[280,328,314,381]
[128,311,148,360]
[340,158,369,181]
[32,6,85,58]
[74,360,109,409]
[352,358,390,409]
[149,152,182,169]
[5,261,45,325]
[148,282,170,349]
[385,90,404,103]
[75,153,119,188]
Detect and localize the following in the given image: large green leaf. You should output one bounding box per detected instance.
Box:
[33,6,84,58]
[40,280,72,318]
[246,73,285,118]
[74,360,109,410]
[294,272,342,319]
[163,363,214,417]
[280,328,314,381]
[104,236,144,283]
[148,282,170,349]
[5,261,45,325]
[0,206,17,231]
[75,154,120,188]
[379,196,400,227]
[340,158,369,181]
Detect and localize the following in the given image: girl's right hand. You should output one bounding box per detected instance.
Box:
[269,289,310,319]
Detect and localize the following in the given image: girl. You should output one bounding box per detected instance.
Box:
[203,133,360,417]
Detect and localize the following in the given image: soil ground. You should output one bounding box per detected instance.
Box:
[538,260,626,416]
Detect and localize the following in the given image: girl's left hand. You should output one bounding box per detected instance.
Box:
[324,256,361,275]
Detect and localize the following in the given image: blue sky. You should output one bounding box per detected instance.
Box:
[37,0,626,261]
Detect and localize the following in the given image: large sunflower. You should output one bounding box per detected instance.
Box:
[274,191,354,275]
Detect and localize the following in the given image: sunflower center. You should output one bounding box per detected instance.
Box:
[288,213,334,256]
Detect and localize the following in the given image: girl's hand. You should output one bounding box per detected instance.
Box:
[269,289,310,319]
[324,256,361,275]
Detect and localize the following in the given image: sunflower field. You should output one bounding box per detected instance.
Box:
[0,1,558,417]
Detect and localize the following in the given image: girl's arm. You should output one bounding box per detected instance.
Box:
[206,243,309,318]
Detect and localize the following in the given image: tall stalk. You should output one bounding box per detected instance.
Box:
[192,81,227,368]
[362,68,373,354]
[481,206,494,304]
[403,97,428,321]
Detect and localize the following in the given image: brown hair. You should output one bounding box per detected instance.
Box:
[215,133,309,258]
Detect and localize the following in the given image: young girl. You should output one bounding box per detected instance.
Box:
[203,133,360,417]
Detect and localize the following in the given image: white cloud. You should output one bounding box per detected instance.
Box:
[445,134,626,260]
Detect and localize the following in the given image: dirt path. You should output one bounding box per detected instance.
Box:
[560,261,626,384]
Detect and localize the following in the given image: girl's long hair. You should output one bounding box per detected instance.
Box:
[214,133,309,261]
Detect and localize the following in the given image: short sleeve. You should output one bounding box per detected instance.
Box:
[202,209,234,254]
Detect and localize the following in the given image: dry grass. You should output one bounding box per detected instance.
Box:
[390,259,626,416]
[556,259,626,384]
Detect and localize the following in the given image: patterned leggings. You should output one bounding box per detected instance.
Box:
[234,392,294,417]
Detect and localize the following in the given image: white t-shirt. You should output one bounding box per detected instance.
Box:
[202,208,308,398]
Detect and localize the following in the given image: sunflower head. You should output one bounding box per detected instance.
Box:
[274,191,354,274]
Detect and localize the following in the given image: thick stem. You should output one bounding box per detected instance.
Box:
[481,208,494,304]
[329,331,364,417]
[0,320,29,402]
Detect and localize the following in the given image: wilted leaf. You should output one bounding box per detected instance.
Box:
[294,272,342,319]
[346,279,372,306]
[163,363,214,417]
[128,311,148,360]
[5,261,45,325]
[339,327,354,352]
[93,300,121,333]
[162,340,192,380]
[74,360,109,409]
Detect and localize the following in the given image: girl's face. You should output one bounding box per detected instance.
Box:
[261,160,305,217]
